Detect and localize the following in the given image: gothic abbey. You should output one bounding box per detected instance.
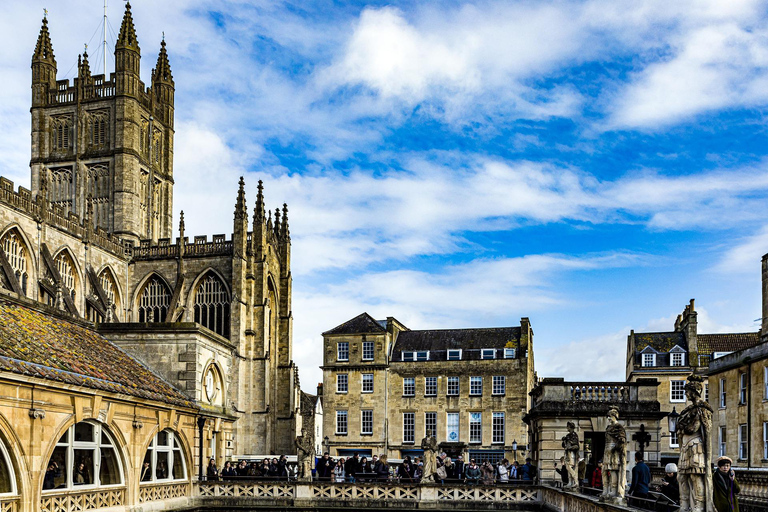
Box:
[0,2,301,459]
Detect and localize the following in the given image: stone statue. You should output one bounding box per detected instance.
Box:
[295,427,314,482]
[561,421,580,488]
[677,375,714,512]
[600,406,627,504]
[420,429,438,483]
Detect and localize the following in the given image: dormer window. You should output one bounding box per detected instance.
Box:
[402,351,429,361]
[642,353,656,367]
[504,348,516,359]
[671,352,685,367]
[447,349,462,361]
[481,349,496,360]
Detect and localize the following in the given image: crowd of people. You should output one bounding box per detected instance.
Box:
[206,456,293,481]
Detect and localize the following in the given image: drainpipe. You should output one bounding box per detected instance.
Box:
[197,416,206,481]
[746,360,752,467]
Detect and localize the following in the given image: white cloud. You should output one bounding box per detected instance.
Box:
[715,226,768,274]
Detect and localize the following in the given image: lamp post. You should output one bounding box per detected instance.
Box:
[512,439,518,462]
[322,435,330,455]
[667,407,679,435]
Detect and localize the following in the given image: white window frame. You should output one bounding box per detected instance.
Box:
[764,422,768,460]
[470,376,482,396]
[705,383,709,403]
[337,342,349,362]
[481,349,496,360]
[142,429,187,484]
[671,352,685,367]
[403,377,415,397]
[362,341,374,361]
[336,411,348,435]
[401,351,414,361]
[670,430,679,448]
[447,376,459,396]
[670,380,686,403]
[740,373,747,405]
[492,376,506,396]
[447,349,462,361]
[469,412,482,444]
[361,373,373,393]
[719,426,727,457]
[361,410,373,435]
[446,412,459,442]
[416,351,429,361]
[403,413,415,444]
[336,373,348,393]
[720,378,726,408]
[642,353,656,367]
[492,412,505,444]
[739,424,747,460]
[0,436,16,496]
[504,348,516,359]
[425,412,437,438]
[425,377,437,396]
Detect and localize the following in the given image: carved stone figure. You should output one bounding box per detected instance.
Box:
[295,428,314,482]
[601,406,627,504]
[561,421,580,488]
[420,430,438,483]
[677,375,714,512]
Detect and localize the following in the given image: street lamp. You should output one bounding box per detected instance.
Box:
[322,435,330,454]
[667,407,679,434]
[512,439,518,462]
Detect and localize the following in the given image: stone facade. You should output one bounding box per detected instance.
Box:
[0,3,301,463]
[321,313,535,462]
[626,299,760,462]
[524,378,666,484]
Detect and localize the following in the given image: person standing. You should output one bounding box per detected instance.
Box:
[591,460,603,492]
[465,459,481,485]
[376,455,390,482]
[206,458,219,481]
[345,453,360,483]
[629,452,651,507]
[221,461,237,479]
[333,459,346,483]
[713,457,739,512]
[498,459,510,483]
[659,463,680,511]
[454,455,465,481]
[317,453,333,481]
[554,456,569,487]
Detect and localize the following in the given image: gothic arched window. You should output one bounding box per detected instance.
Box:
[87,163,110,230]
[49,167,73,212]
[51,115,72,152]
[88,112,108,148]
[43,421,123,491]
[194,272,230,338]
[140,430,186,484]
[137,275,170,322]
[54,251,77,301]
[1,230,29,296]
[0,435,16,495]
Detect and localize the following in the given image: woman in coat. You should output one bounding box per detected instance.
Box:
[333,459,346,483]
[376,455,390,482]
[713,457,740,512]
[498,459,510,483]
[206,459,219,481]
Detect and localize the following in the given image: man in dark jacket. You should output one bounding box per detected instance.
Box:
[316,453,333,481]
[659,463,680,511]
[554,456,569,486]
[454,455,465,482]
[345,453,360,483]
[629,452,651,508]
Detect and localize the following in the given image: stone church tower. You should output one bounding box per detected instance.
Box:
[30,3,174,244]
[0,4,302,459]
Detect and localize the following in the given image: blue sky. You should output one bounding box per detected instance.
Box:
[2,0,768,390]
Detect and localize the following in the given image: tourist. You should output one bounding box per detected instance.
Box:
[481,461,495,485]
[454,455,465,481]
[333,459,346,483]
[498,459,510,483]
[520,458,535,482]
[345,453,360,483]
[359,456,372,482]
[140,461,151,482]
[221,461,237,479]
[628,452,651,508]
[554,456,569,486]
[465,459,481,485]
[247,461,260,478]
[317,452,333,481]
[259,458,270,478]
[278,455,288,480]
[398,459,414,483]
[510,460,520,479]
[206,458,219,481]
[376,455,390,482]
[591,460,603,491]
[414,461,423,481]
[658,463,679,511]
[443,457,454,481]
[713,457,740,512]
[155,460,167,480]
[43,461,60,489]
[237,460,249,477]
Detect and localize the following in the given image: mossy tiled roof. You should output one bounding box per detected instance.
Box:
[633,331,686,352]
[0,299,194,408]
[323,312,387,335]
[698,333,760,356]
[394,326,522,352]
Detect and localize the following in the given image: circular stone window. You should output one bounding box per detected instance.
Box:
[205,368,218,402]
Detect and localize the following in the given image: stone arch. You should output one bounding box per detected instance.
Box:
[132,272,172,323]
[50,246,83,309]
[187,268,231,338]
[95,265,123,320]
[0,411,29,499]
[0,224,37,297]
[139,428,191,483]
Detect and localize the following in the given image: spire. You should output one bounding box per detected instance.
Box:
[178,210,185,240]
[266,209,273,231]
[234,177,247,220]
[281,203,290,240]
[254,180,265,224]
[274,207,281,236]
[152,39,174,85]
[116,2,140,52]
[33,16,56,65]
[78,49,91,80]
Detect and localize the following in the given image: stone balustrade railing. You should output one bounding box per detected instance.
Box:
[530,378,660,408]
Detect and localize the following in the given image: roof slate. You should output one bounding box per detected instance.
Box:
[0,298,194,408]
[698,333,761,355]
[323,312,387,336]
[633,332,686,352]
[394,327,521,353]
